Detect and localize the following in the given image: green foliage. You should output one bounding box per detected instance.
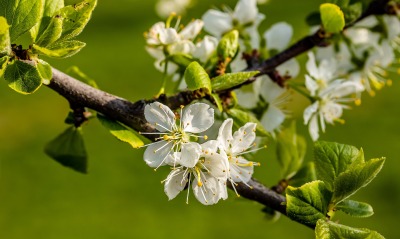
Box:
[276,122,306,179]
[315,219,385,239]
[217,30,239,59]
[286,181,332,227]
[332,157,385,204]
[97,114,144,149]
[0,56,9,77]
[184,61,212,92]
[211,71,259,91]
[44,126,88,174]
[31,0,65,41]
[66,66,99,88]
[169,54,193,69]
[33,40,86,58]
[288,162,317,187]
[211,93,223,112]
[3,60,42,94]
[0,17,11,56]
[37,59,53,84]
[320,3,345,33]
[314,141,361,190]
[343,3,362,24]
[336,200,374,218]
[0,0,43,42]
[227,108,270,137]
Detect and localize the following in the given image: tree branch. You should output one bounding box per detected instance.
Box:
[41,0,393,230]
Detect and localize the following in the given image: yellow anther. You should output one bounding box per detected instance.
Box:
[180,105,184,109]
[355,99,362,106]
[204,135,208,140]
[243,131,247,135]
[369,90,376,97]
[163,135,170,140]
[397,68,400,74]
[387,79,393,87]
[197,181,203,187]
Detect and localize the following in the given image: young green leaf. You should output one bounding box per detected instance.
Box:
[0,17,11,56]
[0,0,43,42]
[66,66,99,89]
[169,53,193,68]
[288,162,317,187]
[211,93,223,112]
[97,114,144,149]
[211,71,259,91]
[55,0,97,41]
[3,60,42,94]
[332,157,385,204]
[227,108,270,137]
[31,0,64,41]
[44,126,88,174]
[33,40,86,58]
[0,56,9,77]
[34,15,63,47]
[286,181,332,227]
[336,200,374,218]
[314,141,362,190]
[343,3,363,24]
[320,3,345,34]
[184,61,212,92]
[37,59,53,85]
[276,121,307,179]
[315,219,385,239]
[217,30,239,59]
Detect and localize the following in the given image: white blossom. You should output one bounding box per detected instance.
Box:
[155,0,192,18]
[142,102,214,168]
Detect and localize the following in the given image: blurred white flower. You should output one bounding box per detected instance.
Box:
[193,35,219,63]
[155,0,192,18]
[142,102,214,168]
[304,52,364,141]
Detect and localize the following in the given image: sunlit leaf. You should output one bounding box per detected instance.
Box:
[33,40,86,58]
[212,71,259,91]
[37,59,52,85]
[66,66,99,88]
[3,60,42,94]
[217,30,239,59]
[0,56,9,77]
[0,17,11,56]
[315,219,385,239]
[286,181,332,227]
[98,114,144,149]
[184,61,212,92]
[31,0,64,41]
[320,3,345,33]
[0,0,43,41]
[336,200,374,218]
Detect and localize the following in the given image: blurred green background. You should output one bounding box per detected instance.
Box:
[1,0,399,238]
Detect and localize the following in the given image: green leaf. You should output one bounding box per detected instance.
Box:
[0,56,9,77]
[306,11,321,26]
[0,0,43,42]
[44,126,88,174]
[288,162,317,187]
[169,53,193,68]
[343,3,362,24]
[31,0,64,41]
[184,61,212,93]
[315,219,385,239]
[55,0,97,41]
[276,122,307,178]
[33,40,86,58]
[336,200,374,218]
[34,14,63,47]
[217,30,239,59]
[3,60,42,94]
[37,59,52,85]
[314,141,362,190]
[0,17,11,56]
[332,157,385,204]
[97,114,144,149]
[211,71,259,91]
[286,181,332,227]
[66,66,98,89]
[320,3,345,34]
[227,108,270,137]
[211,93,223,112]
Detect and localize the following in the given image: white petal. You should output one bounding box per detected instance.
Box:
[180,19,204,40]
[182,103,214,133]
[259,76,285,103]
[235,90,258,109]
[229,157,254,183]
[193,35,218,63]
[202,10,232,36]
[233,0,258,25]
[308,115,320,141]
[201,140,219,154]
[318,58,336,81]
[217,118,233,151]
[305,74,318,96]
[179,142,201,168]
[230,55,247,72]
[203,152,229,179]
[169,40,196,55]
[231,123,257,154]
[306,52,320,79]
[303,102,319,124]
[159,28,180,45]
[164,168,187,200]
[260,105,285,132]
[144,141,173,168]
[276,58,300,78]
[264,22,293,51]
[144,102,175,132]
[192,175,223,205]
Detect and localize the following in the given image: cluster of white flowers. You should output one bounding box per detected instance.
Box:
[141,102,263,205]
[155,0,192,18]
